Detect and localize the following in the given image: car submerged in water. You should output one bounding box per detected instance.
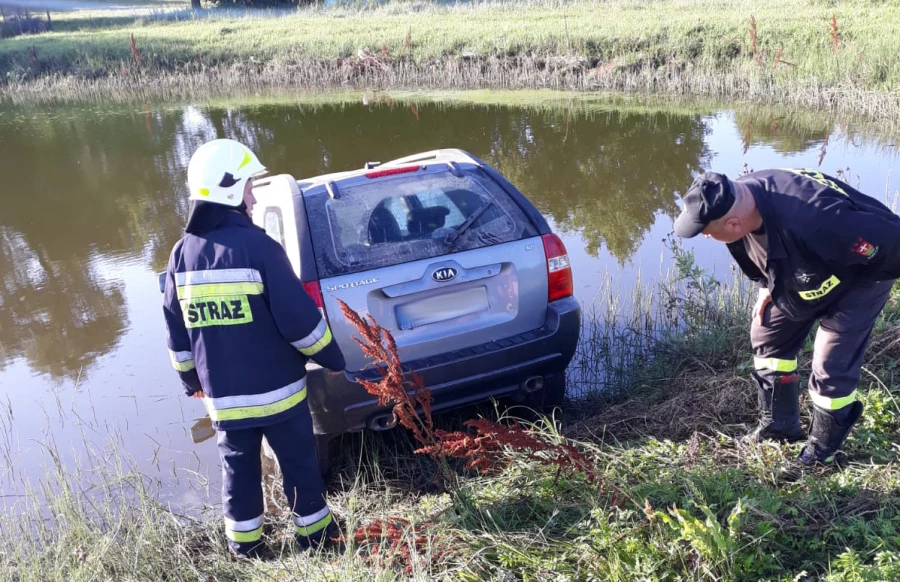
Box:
[161,148,580,471]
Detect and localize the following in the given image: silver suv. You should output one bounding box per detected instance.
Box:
[163,149,580,463]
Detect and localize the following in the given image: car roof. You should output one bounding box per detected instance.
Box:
[294,148,483,194]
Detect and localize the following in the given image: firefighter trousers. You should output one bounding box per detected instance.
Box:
[751,279,894,421]
[216,401,333,555]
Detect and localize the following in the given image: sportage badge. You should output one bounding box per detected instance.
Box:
[432,267,458,282]
[325,277,379,291]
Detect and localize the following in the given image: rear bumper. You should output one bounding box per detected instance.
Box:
[305,296,581,436]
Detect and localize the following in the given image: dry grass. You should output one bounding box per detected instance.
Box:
[4,55,900,118]
[569,367,757,444]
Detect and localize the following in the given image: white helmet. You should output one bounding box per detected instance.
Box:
[187,139,267,207]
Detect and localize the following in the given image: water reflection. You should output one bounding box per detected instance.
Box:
[0,108,192,380]
[735,109,832,155]
[0,98,717,380]
[199,101,712,260]
[0,237,124,380]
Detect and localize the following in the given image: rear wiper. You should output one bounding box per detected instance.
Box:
[444,200,494,246]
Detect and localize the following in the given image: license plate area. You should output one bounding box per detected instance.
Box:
[395,286,490,330]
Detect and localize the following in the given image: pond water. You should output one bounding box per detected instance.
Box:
[0,91,897,510]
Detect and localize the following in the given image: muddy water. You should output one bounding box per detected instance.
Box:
[0,93,897,510]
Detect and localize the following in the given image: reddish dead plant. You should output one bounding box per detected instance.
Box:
[417,417,603,484]
[400,26,412,59]
[741,118,753,155]
[130,32,142,68]
[818,134,830,167]
[351,518,450,575]
[336,299,435,449]
[774,47,795,68]
[830,13,840,52]
[749,16,758,58]
[337,299,607,489]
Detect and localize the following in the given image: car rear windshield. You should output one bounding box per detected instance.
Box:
[304,168,539,279]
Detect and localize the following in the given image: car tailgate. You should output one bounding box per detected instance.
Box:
[321,238,548,372]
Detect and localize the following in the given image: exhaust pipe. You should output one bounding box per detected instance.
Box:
[369,413,398,431]
[522,375,544,393]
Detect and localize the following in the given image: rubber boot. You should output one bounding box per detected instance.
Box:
[230,540,270,561]
[297,518,340,552]
[779,401,864,482]
[740,373,805,444]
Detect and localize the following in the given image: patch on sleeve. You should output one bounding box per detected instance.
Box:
[850,237,878,259]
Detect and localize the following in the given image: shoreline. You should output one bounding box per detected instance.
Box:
[4,57,900,118]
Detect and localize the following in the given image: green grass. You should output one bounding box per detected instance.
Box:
[4,237,900,581]
[2,0,900,112]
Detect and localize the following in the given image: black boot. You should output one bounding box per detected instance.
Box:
[297,518,340,552]
[229,540,271,561]
[779,401,864,481]
[741,373,805,443]
[798,401,864,466]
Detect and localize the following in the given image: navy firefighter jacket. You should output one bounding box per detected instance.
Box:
[727,168,900,322]
[162,211,345,431]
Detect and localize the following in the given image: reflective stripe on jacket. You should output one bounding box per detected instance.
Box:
[162,211,345,430]
[727,169,900,321]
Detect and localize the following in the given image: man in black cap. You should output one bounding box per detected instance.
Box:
[674,168,900,473]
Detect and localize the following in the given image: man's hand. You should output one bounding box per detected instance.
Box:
[191,390,206,399]
[753,288,772,327]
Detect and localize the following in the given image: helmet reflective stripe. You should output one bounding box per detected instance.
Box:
[187,139,266,207]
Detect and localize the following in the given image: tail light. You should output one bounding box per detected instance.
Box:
[542,233,573,302]
[302,280,325,312]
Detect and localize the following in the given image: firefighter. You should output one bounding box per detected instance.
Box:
[673,169,900,474]
[162,138,346,558]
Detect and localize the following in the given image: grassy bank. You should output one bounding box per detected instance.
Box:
[3,243,900,581]
[1,0,900,114]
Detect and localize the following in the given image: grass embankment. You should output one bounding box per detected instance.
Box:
[1,0,899,113]
[3,242,900,581]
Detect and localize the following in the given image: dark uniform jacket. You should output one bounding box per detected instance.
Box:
[727,168,900,321]
[162,211,345,431]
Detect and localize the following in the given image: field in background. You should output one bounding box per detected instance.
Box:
[1,0,899,114]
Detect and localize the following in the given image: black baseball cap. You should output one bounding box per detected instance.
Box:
[673,172,736,238]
